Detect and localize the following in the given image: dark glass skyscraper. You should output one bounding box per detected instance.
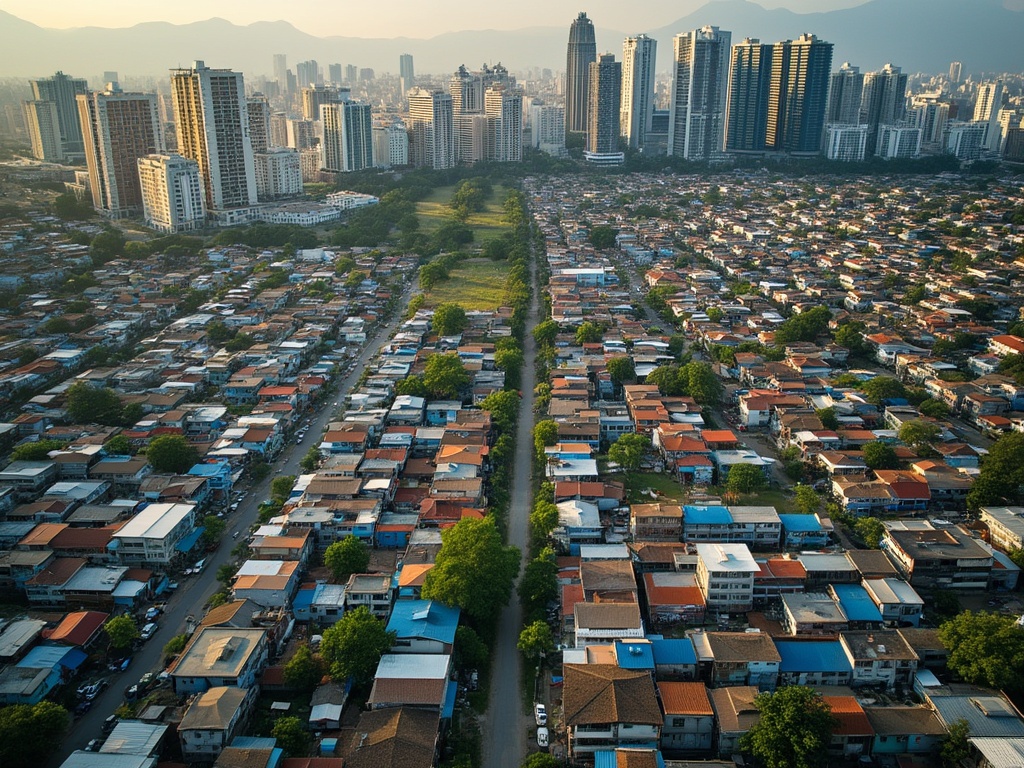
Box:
[725,39,773,153]
[566,12,597,135]
[587,53,621,155]
[766,33,833,154]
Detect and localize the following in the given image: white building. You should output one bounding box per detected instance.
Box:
[974,80,1005,152]
[111,502,198,565]
[253,148,302,200]
[407,87,455,170]
[825,124,868,161]
[668,26,732,160]
[321,101,374,172]
[621,34,657,150]
[372,121,409,168]
[485,84,523,162]
[170,627,269,695]
[945,121,988,160]
[529,101,566,156]
[23,100,63,162]
[695,543,758,613]
[876,125,921,159]
[137,153,206,233]
[178,686,256,762]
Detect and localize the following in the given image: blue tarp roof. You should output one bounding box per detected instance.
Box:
[779,514,824,532]
[188,462,228,477]
[648,636,697,666]
[17,645,88,671]
[683,505,732,524]
[831,583,885,623]
[442,680,458,720]
[614,640,655,670]
[386,600,460,645]
[775,640,853,673]
[175,526,205,552]
[291,585,315,612]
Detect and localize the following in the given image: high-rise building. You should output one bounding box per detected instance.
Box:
[77,85,164,218]
[345,65,358,85]
[269,112,289,148]
[530,101,566,156]
[973,80,1005,152]
[407,87,455,169]
[485,84,523,162]
[565,12,597,135]
[861,63,907,155]
[946,121,987,160]
[254,148,302,199]
[400,54,415,95]
[360,68,375,82]
[911,96,949,147]
[827,62,863,125]
[668,26,731,160]
[450,65,486,116]
[22,100,63,162]
[296,60,320,88]
[949,61,962,84]
[449,64,519,165]
[876,125,921,159]
[170,60,257,211]
[725,38,773,153]
[620,34,657,150]
[301,84,349,121]
[585,53,622,163]
[273,54,288,88]
[328,64,343,86]
[137,153,206,233]
[373,120,409,168]
[299,148,321,182]
[31,71,89,158]
[321,101,374,172]
[824,124,867,161]
[286,119,317,151]
[247,95,271,153]
[766,33,833,154]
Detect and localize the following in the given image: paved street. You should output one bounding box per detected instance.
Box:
[483,250,540,768]
[49,280,416,766]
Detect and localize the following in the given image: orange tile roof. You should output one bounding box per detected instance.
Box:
[658,681,714,716]
[823,695,874,736]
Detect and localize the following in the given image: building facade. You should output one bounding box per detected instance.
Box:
[766,34,834,154]
[586,53,622,162]
[620,34,657,150]
[668,26,732,160]
[30,71,89,159]
[725,38,773,153]
[321,101,374,173]
[137,153,207,233]
[566,12,597,135]
[407,88,455,170]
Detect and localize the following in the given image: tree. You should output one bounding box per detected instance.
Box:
[423,352,470,399]
[815,407,839,431]
[740,686,838,768]
[773,306,832,344]
[575,321,603,345]
[0,701,70,768]
[300,446,321,473]
[395,375,430,398]
[66,381,124,426]
[529,500,560,546]
[898,419,942,452]
[608,433,650,471]
[324,535,370,581]
[606,356,636,388]
[421,516,521,626]
[534,420,560,463]
[518,620,555,664]
[861,376,907,405]
[938,610,1024,689]
[727,463,768,494]
[146,435,199,474]
[480,389,520,435]
[863,441,900,470]
[794,485,821,516]
[833,322,869,356]
[90,229,126,263]
[284,644,327,691]
[589,225,618,250]
[853,517,886,549]
[519,548,558,623]
[967,432,1024,510]
[522,755,559,768]
[216,564,236,588]
[320,606,396,684]
[919,399,951,419]
[201,515,225,548]
[163,633,189,659]
[105,614,139,651]
[11,439,67,461]
[432,302,468,337]
[533,320,558,347]
[455,625,490,671]
[682,361,723,405]
[271,475,296,505]
[646,365,688,396]
[495,346,524,387]
[271,715,310,757]
[940,719,971,768]
[104,434,133,456]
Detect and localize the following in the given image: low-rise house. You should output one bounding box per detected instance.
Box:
[231,560,301,608]
[631,503,683,542]
[708,685,760,758]
[111,502,199,566]
[169,627,270,695]
[386,600,459,655]
[574,602,644,648]
[839,629,918,690]
[698,631,780,691]
[979,506,1024,553]
[775,640,853,687]
[178,685,257,762]
[829,583,885,629]
[367,653,453,713]
[695,543,758,613]
[562,664,663,759]
[881,523,993,590]
[863,706,946,759]
[862,577,924,627]
[781,593,850,636]
[345,706,440,768]
[658,680,714,754]
[643,572,706,627]
[778,513,832,548]
[346,573,394,618]
[824,695,874,761]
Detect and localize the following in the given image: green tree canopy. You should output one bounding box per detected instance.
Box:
[519,547,559,624]
[423,352,470,399]
[518,620,556,664]
[146,435,199,474]
[66,381,125,426]
[919,399,951,419]
[773,306,832,344]
[853,517,886,549]
[521,754,559,768]
[645,365,688,396]
[480,389,520,436]
[861,376,908,405]
[940,719,971,768]
[682,361,723,405]
[967,431,1024,510]
[533,320,558,347]
[454,625,490,671]
[283,644,327,691]
[105,614,139,651]
[300,446,321,473]
[727,463,768,494]
[271,715,310,757]
[11,439,67,462]
[0,701,70,768]
[606,356,636,387]
[608,432,650,471]
[162,633,189,659]
[575,321,604,345]
[898,419,942,451]
[815,407,839,431]
[395,375,430,398]
[324,535,371,581]
[432,302,468,337]
[320,605,396,684]
[529,500,560,549]
[740,686,838,768]
[794,485,821,515]
[533,420,560,462]
[104,434,133,456]
[421,516,521,626]
[939,610,1024,689]
[589,225,618,250]
[863,441,900,470]
[271,475,296,505]
[200,515,225,548]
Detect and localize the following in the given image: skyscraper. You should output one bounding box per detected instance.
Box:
[137,154,206,233]
[321,101,374,172]
[620,34,657,150]
[668,26,731,161]
[407,87,455,169]
[765,33,833,154]
[725,38,773,153]
[949,61,963,84]
[22,100,63,162]
[861,63,907,155]
[302,84,349,121]
[296,60,320,88]
[273,54,289,94]
[345,65,358,85]
[530,101,566,155]
[31,71,89,158]
[373,120,409,168]
[77,85,164,218]
[485,84,523,162]
[565,12,597,135]
[586,53,622,162]
[974,80,1005,151]
[170,60,257,212]
[247,94,272,153]
[254,148,303,199]
[827,62,864,125]
[400,54,415,95]
[328,64,343,86]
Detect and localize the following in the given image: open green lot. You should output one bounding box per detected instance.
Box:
[422,258,509,311]
[623,471,798,512]
[415,184,509,241]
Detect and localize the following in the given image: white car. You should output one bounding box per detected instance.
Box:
[534,703,547,726]
[536,727,549,748]
[140,622,158,640]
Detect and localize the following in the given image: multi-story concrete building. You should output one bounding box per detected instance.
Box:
[695,543,758,613]
[585,53,622,163]
[372,120,408,168]
[301,84,348,121]
[565,12,597,135]
[668,26,731,160]
[825,124,868,161]
[254,148,302,199]
[974,80,1005,152]
[876,125,921,159]
[22,100,63,162]
[399,53,415,95]
[725,38,773,153]
[827,62,864,125]
[110,502,198,565]
[485,84,523,162]
[321,101,373,172]
[30,71,88,158]
[137,153,207,233]
[246,95,271,153]
[529,101,566,156]
[861,63,907,155]
[407,87,455,170]
[766,34,834,154]
[620,34,657,150]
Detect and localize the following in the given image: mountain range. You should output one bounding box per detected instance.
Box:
[0,0,1020,81]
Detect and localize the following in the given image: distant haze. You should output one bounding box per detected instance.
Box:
[0,0,871,38]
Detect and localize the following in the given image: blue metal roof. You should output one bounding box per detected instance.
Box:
[442,680,458,720]
[614,640,655,670]
[187,462,227,477]
[386,600,460,645]
[775,640,853,673]
[17,645,88,671]
[778,514,824,532]
[648,636,697,666]
[831,583,885,623]
[683,505,732,524]
[175,526,205,552]
[291,585,315,612]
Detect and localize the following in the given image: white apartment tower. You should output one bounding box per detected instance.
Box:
[485,84,523,162]
[254,148,302,199]
[247,95,272,153]
[668,26,732,160]
[137,154,206,233]
[530,101,566,156]
[77,86,165,218]
[407,87,455,170]
[824,124,868,161]
[827,62,864,125]
[620,34,657,150]
[321,101,374,172]
[22,100,63,162]
[373,121,409,168]
[974,81,1005,152]
[170,61,257,212]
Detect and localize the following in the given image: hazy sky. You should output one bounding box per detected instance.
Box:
[0,0,873,38]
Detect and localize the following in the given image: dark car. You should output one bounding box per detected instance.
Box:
[73,700,92,716]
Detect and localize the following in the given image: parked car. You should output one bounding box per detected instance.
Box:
[145,607,161,621]
[77,680,106,700]
[102,715,119,734]
[125,684,140,701]
[166,581,179,591]
[140,622,158,640]
[73,700,92,716]
[537,727,549,748]
[85,739,102,752]
[534,703,547,726]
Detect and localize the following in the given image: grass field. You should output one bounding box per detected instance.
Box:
[623,472,798,512]
[415,184,509,241]
[422,258,509,310]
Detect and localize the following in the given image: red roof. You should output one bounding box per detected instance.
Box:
[43,610,109,646]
